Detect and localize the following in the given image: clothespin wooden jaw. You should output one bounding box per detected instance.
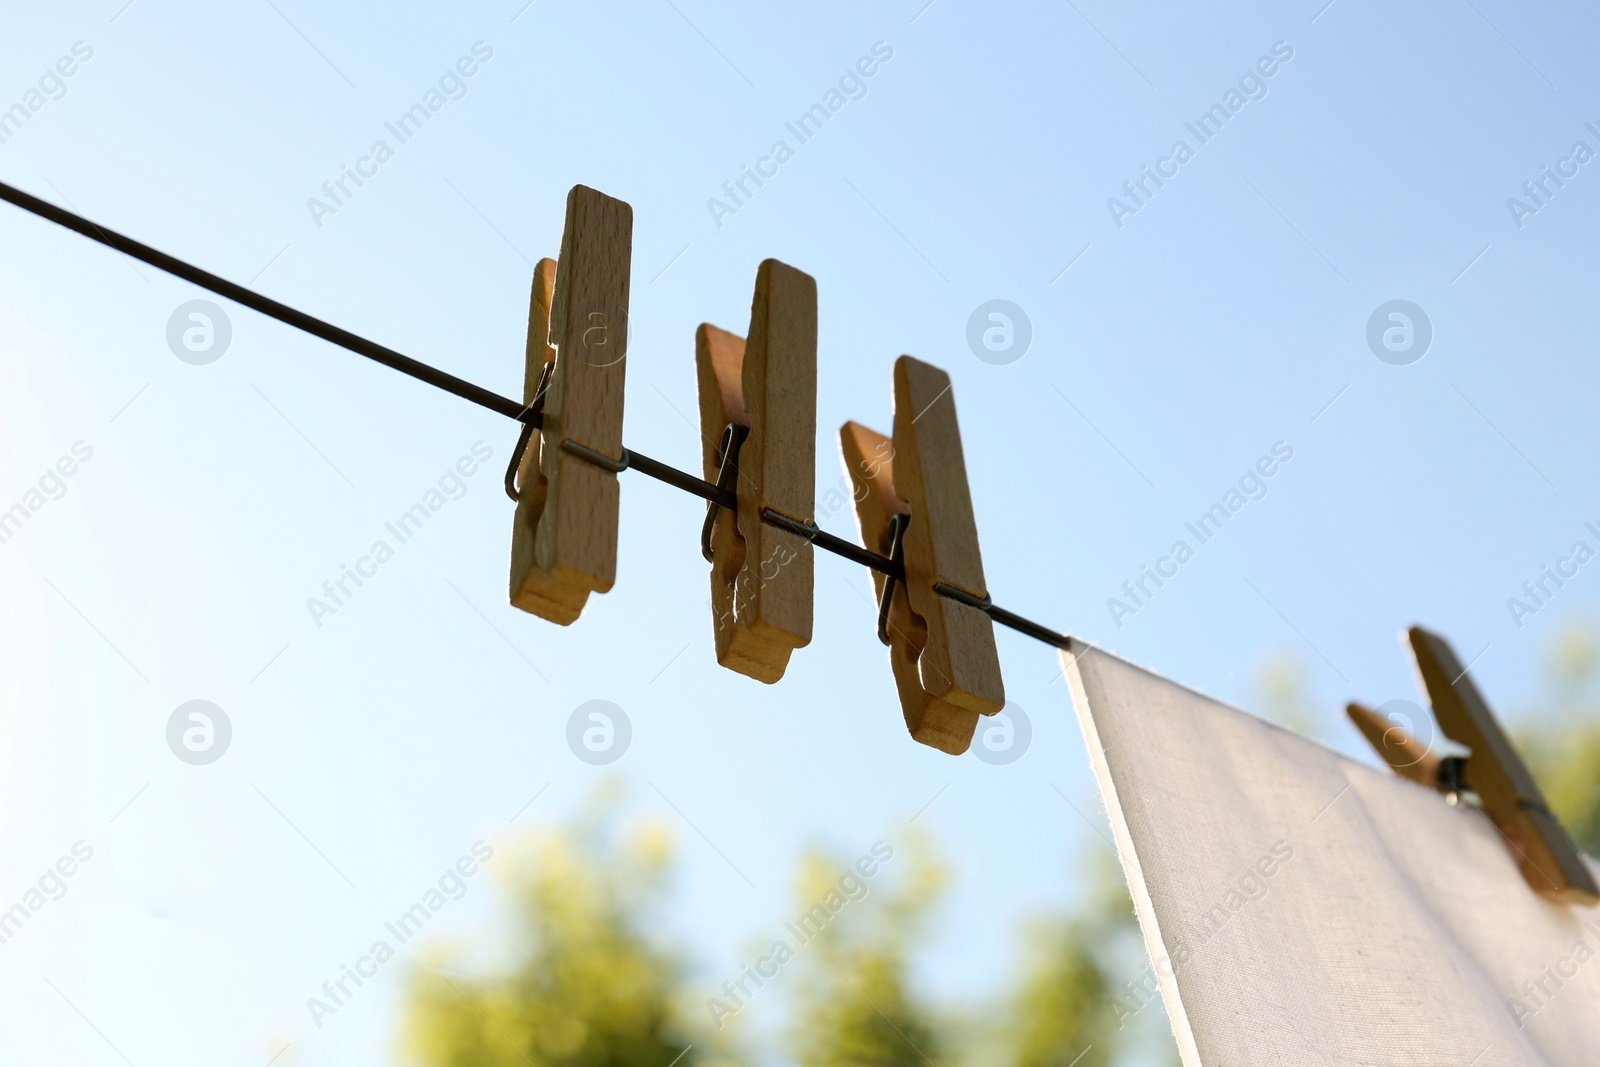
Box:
[839,356,1005,754]
[509,185,633,625]
[1349,626,1599,905]
[1345,700,1451,789]
[694,259,817,682]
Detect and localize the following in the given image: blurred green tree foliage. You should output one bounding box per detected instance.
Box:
[1516,621,1600,856]
[784,833,948,1067]
[398,789,719,1067]
[399,808,1151,1066]
[999,851,1147,1067]
[401,617,1600,1067]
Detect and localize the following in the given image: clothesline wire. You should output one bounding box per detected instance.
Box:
[0,178,1071,651]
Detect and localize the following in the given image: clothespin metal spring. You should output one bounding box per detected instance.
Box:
[503,360,556,502]
[876,513,909,646]
[700,421,749,563]
[0,178,1077,655]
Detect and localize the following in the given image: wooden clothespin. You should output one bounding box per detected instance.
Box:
[695,259,817,682]
[1346,699,1448,790]
[510,185,633,624]
[1348,625,1599,904]
[840,356,1004,754]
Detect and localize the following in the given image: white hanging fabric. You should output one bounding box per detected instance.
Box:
[1065,642,1600,1067]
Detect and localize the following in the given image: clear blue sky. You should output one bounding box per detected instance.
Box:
[2,0,1598,1064]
